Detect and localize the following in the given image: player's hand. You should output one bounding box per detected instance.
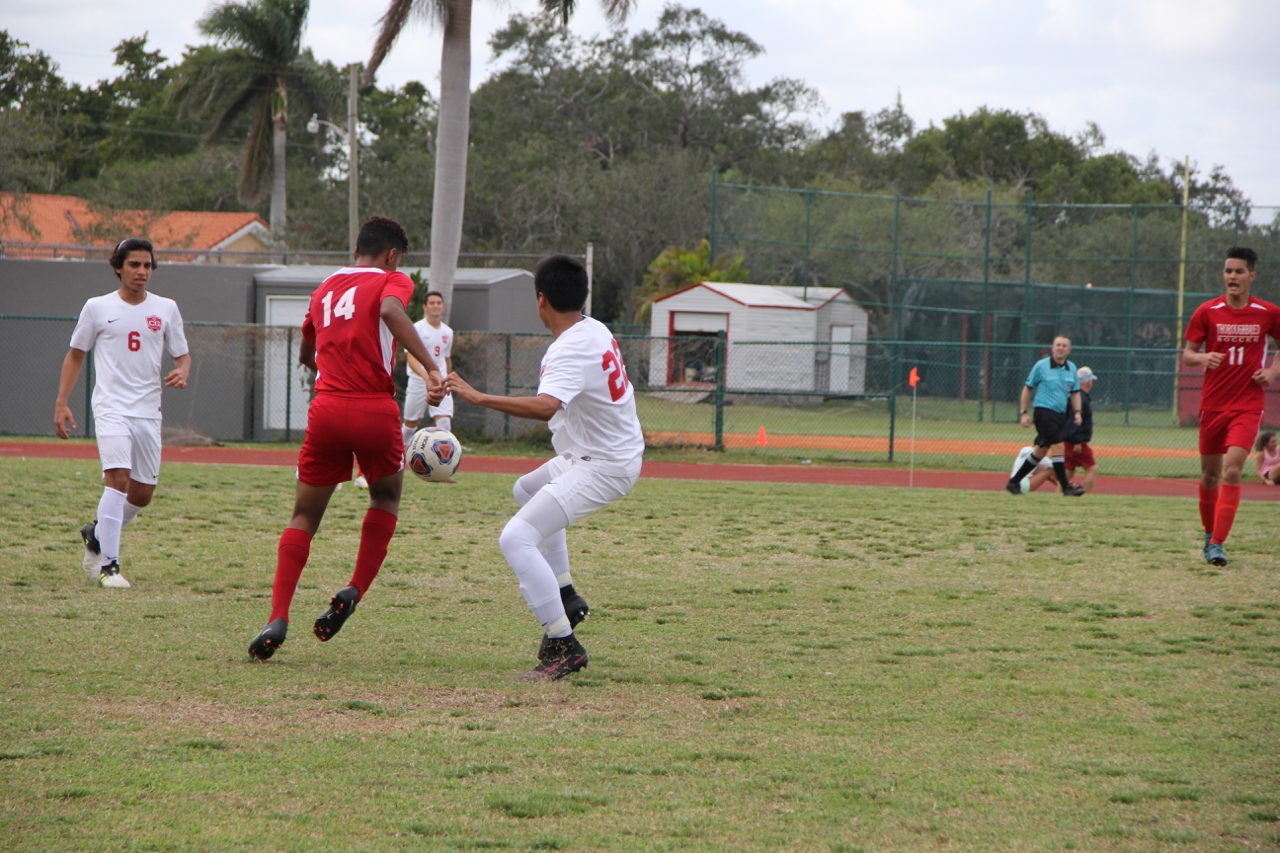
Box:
[444,372,481,405]
[1073,411,1082,425]
[54,403,75,440]
[426,371,447,406]
[1202,351,1225,370]
[1019,413,1030,428]
[1253,368,1276,388]
[164,367,189,389]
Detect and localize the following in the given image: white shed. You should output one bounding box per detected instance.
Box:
[648,282,869,394]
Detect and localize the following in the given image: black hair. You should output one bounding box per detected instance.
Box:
[1226,246,1258,270]
[534,254,589,313]
[109,238,156,278]
[425,290,444,301]
[1256,431,1275,453]
[356,216,409,258]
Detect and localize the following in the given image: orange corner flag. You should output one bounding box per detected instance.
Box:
[756,426,768,446]
[908,367,920,388]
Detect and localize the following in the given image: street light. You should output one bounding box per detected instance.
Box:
[308,64,361,255]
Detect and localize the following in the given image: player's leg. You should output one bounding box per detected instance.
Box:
[315,399,407,643]
[1029,466,1055,492]
[1080,464,1099,493]
[1196,410,1232,564]
[1208,437,1254,563]
[402,380,427,446]
[88,417,136,588]
[513,458,586,625]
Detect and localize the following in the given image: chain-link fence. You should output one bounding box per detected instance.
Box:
[9,315,1269,481]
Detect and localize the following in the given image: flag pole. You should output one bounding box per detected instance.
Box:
[908,367,920,487]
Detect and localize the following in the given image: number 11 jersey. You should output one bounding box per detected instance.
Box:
[1184,295,1280,412]
[538,316,644,466]
[302,267,415,397]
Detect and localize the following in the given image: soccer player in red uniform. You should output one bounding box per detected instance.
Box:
[1182,246,1280,567]
[248,217,444,660]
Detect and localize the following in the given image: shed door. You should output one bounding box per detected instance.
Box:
[264,296,312,432]
[829,325,853,393]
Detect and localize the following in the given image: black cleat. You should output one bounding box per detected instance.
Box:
[249,618,288,660]
[1004,479,1023,495]
[1205,541,1228,567]
[313,586,360,642]
[524,633,588,681]
[1062,484,1086,497]
[81,521,101,580]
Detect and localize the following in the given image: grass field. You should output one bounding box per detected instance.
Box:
[2,457,1279,852]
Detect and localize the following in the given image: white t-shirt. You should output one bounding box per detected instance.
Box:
[1011,445,1053,476]
[405,318,452,389]
[538,317,644,466]
[69,291,188,420]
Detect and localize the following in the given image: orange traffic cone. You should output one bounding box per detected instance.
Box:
[756,426,768,446]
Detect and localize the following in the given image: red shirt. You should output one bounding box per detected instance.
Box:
[1184,295,1280,412]
[302,267,415,396]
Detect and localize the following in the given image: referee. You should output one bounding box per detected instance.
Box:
[1006,335,1085,497]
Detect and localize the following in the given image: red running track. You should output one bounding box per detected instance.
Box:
[4,440,1279,500]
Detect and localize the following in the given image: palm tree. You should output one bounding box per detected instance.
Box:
[365,0,634,316]
[171,0,332,235]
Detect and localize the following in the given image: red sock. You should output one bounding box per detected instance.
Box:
[1211,484,1241,544]
[270,527,313,623]
[1198,484,1218,535]
[349,508,397,596]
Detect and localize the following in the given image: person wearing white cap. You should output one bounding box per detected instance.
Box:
[1062,366,1098,493]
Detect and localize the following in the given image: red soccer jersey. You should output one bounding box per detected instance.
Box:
[302,267,415,396]
[1184,295,1280,412]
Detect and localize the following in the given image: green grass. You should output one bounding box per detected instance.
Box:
[2,457,1279,851]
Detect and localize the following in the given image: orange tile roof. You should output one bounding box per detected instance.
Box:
[0,193,268,258]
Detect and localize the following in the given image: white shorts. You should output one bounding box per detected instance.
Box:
[95,414,162,485]
[403,381,454,423]
[516,453,642,527]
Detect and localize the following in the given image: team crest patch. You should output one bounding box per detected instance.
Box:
[146,315,162,332]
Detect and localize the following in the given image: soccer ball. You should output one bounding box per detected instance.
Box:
[405,427,462,482]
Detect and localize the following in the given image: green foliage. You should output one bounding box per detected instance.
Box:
[634,238,747,322]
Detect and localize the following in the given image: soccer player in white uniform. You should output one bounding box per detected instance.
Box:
[403,290,455,443]
[53,238,191,588]
[446,254,645,680]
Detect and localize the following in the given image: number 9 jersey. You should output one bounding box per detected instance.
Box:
[537,316,644,466]
[302,267,416,396]
[1184,295,1280,412]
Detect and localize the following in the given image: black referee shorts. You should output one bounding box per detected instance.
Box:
[1032,407,1071,449]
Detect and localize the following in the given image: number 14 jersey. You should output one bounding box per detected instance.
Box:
[1184,295,1280,412]
[538,316,644,466]
[302,267,415,397]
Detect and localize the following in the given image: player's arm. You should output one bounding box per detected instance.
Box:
[381,296,445,403]
[1253,334,1280,387]
[1069,390,1082,425]
[299,338,317,371]
[406,353,433,383]
[1018,385,1032,428]
[164,353,191,389]
[1182,339,1223,370]
[54,348,87,439]
[446,372,561,422]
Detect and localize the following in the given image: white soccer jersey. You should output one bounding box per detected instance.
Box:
[538,317,644,466]
[68,291,188,420]
[405,318,452,389]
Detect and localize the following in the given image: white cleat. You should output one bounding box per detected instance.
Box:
[98,561,131,589]
[354,475,368,489]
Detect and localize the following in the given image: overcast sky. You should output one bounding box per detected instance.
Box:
[9,0,1280,213]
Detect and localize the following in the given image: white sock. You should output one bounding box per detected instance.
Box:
[96,487,127,566]
[539,529,571,581]
[402,425,415,446]
[123,501,143,526]
[434,416,452,434]
[498,517,568,635]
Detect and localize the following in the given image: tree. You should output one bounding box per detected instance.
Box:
[634,238,747,322]
[169,0,333,234]
[363,0,634,319]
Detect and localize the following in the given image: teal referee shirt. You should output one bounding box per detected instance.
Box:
[1024,357,1079,413]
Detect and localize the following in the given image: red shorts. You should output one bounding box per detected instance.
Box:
[1198,409,1263,456]
[1064,441,1095,470]
[297,394,405,487]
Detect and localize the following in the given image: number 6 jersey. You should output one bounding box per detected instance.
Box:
[69,291,188,420]
[1184,295,1280,412]
[537,316,644,466]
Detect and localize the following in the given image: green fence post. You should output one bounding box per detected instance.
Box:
[504,334,512,438]
[709,169,719,264]
[1021,188,1034,349]
[979,189,992,422]
[802,189,812,299]
[887,391,896,463]
[285,326,293,442]
[713,329,726,451]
